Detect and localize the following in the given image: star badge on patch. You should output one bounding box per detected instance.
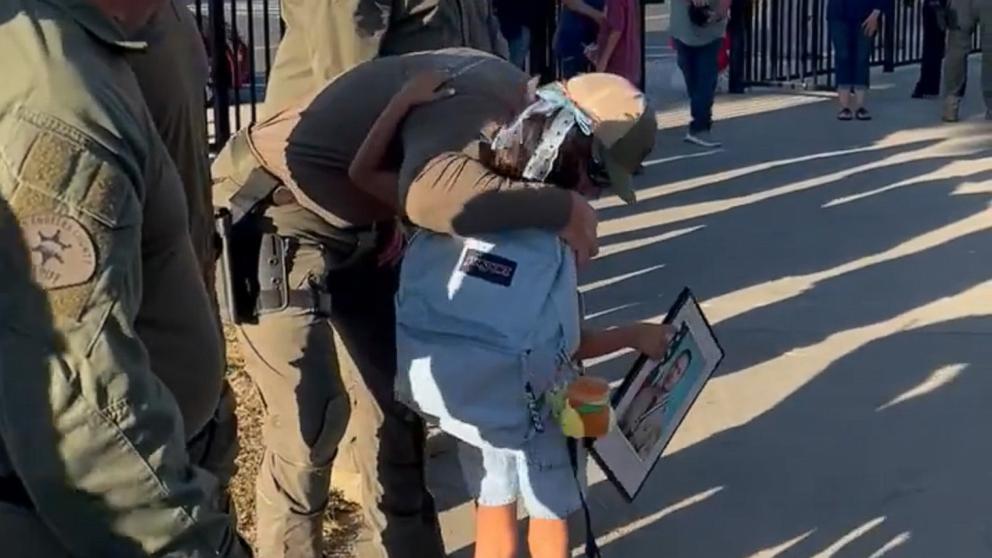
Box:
[22,214,97,289]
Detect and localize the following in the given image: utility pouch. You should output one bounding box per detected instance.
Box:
[256,233,291,316]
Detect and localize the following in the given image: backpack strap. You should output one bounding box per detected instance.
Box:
[568,437,602,558]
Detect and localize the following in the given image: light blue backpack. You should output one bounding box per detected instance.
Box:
[395,229,581,450]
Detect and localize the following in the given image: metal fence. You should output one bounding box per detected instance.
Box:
[737,0,982,89]
[188,0,283,148]
[190,0,980,147]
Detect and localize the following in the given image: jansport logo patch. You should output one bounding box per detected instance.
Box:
[460,249,517,287]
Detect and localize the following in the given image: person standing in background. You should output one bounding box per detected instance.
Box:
[671,0,730,148]
[587,0,643,85]
[828,0,882,121]
[941,0,992,121]
[495,0,534,69]
[912,0,951,98]
[261,0,509,118]
[556,0,607,78]
[126,0,240,512]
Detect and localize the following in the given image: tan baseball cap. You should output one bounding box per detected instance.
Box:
[563,73,656,204]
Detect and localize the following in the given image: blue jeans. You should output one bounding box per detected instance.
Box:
[675,39,722,133]
[830,20,872,90]
[559,53,590,79]
[506,27,532,70]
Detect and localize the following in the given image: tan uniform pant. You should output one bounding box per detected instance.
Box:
[944,0,992,108]
[261,0,377,118]
[237,243,445,558]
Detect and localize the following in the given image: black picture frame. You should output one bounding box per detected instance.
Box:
[591,287,726,501]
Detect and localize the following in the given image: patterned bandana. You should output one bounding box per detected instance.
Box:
[490,83,594,181]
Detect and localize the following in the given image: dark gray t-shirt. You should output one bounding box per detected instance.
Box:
[237,48,572,236]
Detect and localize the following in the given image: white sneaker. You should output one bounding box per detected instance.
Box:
[685,131,722,149]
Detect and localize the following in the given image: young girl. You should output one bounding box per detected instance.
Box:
[586,0,643,86]
[350,70,664,558]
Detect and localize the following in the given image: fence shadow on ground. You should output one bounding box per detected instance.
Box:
[570,63,992,558]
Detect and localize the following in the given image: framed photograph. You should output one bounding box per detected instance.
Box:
[591,288,725,501]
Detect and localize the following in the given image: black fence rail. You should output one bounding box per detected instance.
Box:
[737,0,981,89]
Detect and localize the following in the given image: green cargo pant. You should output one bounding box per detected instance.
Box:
[944,0,992,108]
[237,242,445,558]
[187,381,240,512]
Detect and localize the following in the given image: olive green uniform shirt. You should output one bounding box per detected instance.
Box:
[127,0,216,295]
[0,1,243,555]
[262,0,510,117]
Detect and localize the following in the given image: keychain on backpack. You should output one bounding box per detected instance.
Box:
[549,375,613,439]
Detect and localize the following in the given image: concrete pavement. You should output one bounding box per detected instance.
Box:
[430,60,992,558]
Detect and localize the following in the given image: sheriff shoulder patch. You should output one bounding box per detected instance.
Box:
[22,214,97,290]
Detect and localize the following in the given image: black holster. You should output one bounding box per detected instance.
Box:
[215,213,334,324]
[214,208,264,325]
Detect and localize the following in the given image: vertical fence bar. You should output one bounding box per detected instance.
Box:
[209,0,231,147]
[262,0,273,83]
[914,0,922,61]
[745,0,756,84]
[246,0,258,122]
[823,0,834,89]
[809,0,824,87]
[758,0,772,81]
[229,0,243,130]
[883,0,895,71]
[785,0,795,79]
[770,0,779,79]
[729,0,748,91]
[640,0,647,92]
[900,0,906,63]
[799,0,809,81]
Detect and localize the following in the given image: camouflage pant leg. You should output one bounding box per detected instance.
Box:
[327,261,446,558]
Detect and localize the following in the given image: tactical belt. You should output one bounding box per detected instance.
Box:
[225,130,379,258]
[0,475,33,510]
[257,288,332,316]
[218,131,381,322]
